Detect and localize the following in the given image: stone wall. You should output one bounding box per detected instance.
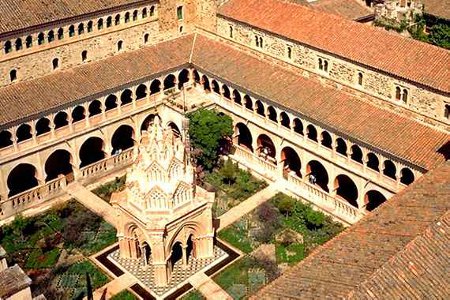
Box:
[217,17,450,130]
[0,3,161,87]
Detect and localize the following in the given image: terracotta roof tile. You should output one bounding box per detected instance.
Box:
[0,35,193,127]
[0,0,146,35]
[422,0,450,20]
[293,0,373,20]
[253,161,450,299]
[219,0,450,93]
[191,35,449,170]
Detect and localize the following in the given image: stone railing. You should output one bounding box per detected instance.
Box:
[0,176,67,220]
[232,144,363,224]
[80,148,135,181]
[286,173,362,224]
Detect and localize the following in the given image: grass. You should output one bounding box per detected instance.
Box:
[214,257,250,290]
[25,248,61,269]
[92,175,126,202]
[275,243,305,265]
[180,289,205,300]
[110,290,137,300]
[218,223,254,254]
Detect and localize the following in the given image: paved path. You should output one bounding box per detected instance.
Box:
[88,273,137,300]
[65,182,117,226]
[189,272,232,300]
[217,183,280,231]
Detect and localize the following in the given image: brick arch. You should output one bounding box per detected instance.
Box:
[166,221,204,255]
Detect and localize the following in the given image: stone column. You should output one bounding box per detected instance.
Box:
[181,244,188,269]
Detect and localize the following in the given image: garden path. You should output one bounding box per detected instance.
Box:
[65,182,118,226]
[189,271,233,300]
[217,182,281,231]
[89,273,137,300]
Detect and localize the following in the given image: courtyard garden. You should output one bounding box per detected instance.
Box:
[0,200,116,299]
[215,193,344,299]
[92,175,126,203]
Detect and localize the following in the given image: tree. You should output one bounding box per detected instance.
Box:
[277,196,296,216]
[220,159,237,185]
[305,208,325,229]
[11,214,30,242]
[429,24,450,49]
[187,109,233,170]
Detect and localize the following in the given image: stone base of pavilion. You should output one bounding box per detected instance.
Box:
[98,244,229,299]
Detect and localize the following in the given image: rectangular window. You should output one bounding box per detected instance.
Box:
[287,46,292,59]
[177,6,183,20]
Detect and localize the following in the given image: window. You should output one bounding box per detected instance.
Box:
[125,12,130,23]
[255,35,263,48]
[394,86,408,103]
[445,104,450,120]
[69,25,75,37]
[52,58,59,70]
[38,32,45,45]
[177,6,183,20]
[48,30,55,42]
[4,41,12,54]
[357,72,363,86]
[179,25,184,33]
[98,18,104,30]
[78,23,84,35]
[107,16,112,28]
[133,10,138,21]
[142,8,148,18]
[229,26,233,38]
[10,69,17,82]
[144,33,149,44]
[117,40,123,51]
[26,36,33,48]
[287,46,292,59]
[150,6,155,16]
[87,21,93,32]
[318,58,329,72]
[115,14,121,25]
[58,28,64,40]
[81,50,88,62]
[15,38,22,51]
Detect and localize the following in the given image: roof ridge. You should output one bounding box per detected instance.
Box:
[189,32,198,64]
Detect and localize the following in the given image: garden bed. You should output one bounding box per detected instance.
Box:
[214,193,344,298]
[204,160,267,217]
[92,175,126,203]
[0,200,116,299]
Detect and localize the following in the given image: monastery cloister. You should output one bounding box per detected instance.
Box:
[0,67,419,225]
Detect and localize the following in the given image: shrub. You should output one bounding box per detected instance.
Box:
[305,208,325,229]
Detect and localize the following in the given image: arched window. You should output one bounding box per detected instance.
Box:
[293,118,303,135]
[10,69,17,82]
[125,12,130,23]
[336,138,347,156]
[48,30,55,42]
[106,16,112,28]
[350,145,363,163]
[69,25,75,37]
[244,95,253,110]
[133,10,138,21]
[38,32,45,45]
[15,38,22,51]
[445,104,450,120]
[229,26,233,38]
[306,125,317,141]
[150,6,155,16]
[117,40,123,52]
[142,8,148,18]
[400,168,414,185]
[366,153,379,171]
[4,41,12,54]
[402,89,408,103]
[78,23,84,35]
[16,124,32,142]
[54,111,68,129]
[72,106,85,122]
[89,100,102,116]
[87,21,93,32]
[0,130,13,148]
[383,160,397,180]
[321,131,332,148]
[98,18,104,30]
[57,28,64,40]
[115,14,121,25]
[177,6,184,20]
[81,50,88,62]
[52,58,59,70]
[358,72,363,86]
[259,36,263,48]
[280,112,290,128]
[395,86,401,101]
[267,106,277,122]
[324,60,329,72]
[318,58,323,70]
[144,33,149,44]
[26,36,33,48]
[35,118,51,135]
[287,46,292,59]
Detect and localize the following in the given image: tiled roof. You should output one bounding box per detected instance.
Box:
[0,265,32,298]
[0,0,145,35]
[191,35,449,170]
[253,161,450,299]
[218,0,450,93]
[0,35,193,128]
[423,0,450,20]
[293,0,373,20]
